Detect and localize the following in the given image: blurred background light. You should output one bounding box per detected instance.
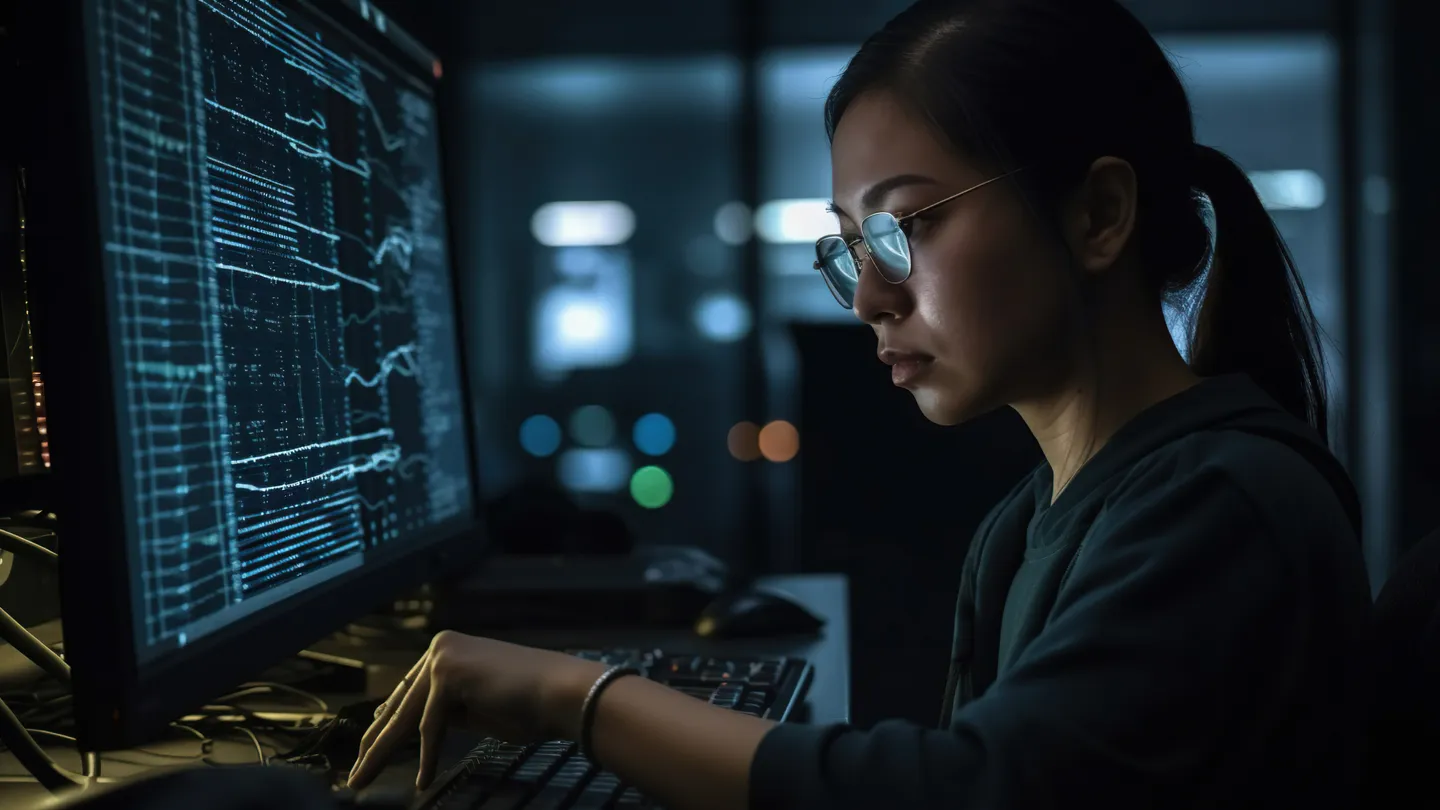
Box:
[713,201,754,245]
[755,199,834,244]
[558,448,632,493]
[554,246,609,278]
[569,404,617,447]
[1248,169,1326,211]
[759,420,800,463]
[633,413,677,456]
[518,414,562,458]
[630,465,675,509]
[531,201,636,247]
[693,293,753,342]
[533,286,634,375]
[727,421,762,462]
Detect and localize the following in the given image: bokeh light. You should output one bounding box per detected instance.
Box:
[727,421,761,462]
[518,414,562,457]
[759,420,799,463]
[693,293,753,342]
[633,413,676,456]
[569,405,616,447]
[629,465,674,509]
[557,448,631,493]
[712,201,753,245]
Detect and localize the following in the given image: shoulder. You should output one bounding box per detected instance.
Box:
[1132,428,1348,520]
[1097,427,1359,568]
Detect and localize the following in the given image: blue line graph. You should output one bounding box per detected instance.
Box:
[205,98,373,178]
[284,111,327,129]
[371,229,414,268]
[234,445,402,492]
[218,263,342,290]
[343,342,417,387]
[89,0,474,655]
[231,428,394,465]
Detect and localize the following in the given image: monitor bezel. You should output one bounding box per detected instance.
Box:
[23,0,485,751]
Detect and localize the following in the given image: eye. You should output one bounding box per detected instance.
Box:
[901,211,939,239]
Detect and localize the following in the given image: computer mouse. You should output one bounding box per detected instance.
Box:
[694,588,825,639]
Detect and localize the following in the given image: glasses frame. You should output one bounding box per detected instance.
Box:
[812,169,1022,309]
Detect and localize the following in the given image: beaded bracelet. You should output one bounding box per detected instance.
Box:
[579,665,641,762]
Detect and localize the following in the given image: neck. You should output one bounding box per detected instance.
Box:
[1012,304,1200,503]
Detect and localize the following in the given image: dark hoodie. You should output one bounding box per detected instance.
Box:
[750,374,1372,809]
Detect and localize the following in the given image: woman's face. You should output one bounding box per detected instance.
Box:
[829,91,1076,426]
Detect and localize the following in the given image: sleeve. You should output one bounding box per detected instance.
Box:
[748,465,1309,810]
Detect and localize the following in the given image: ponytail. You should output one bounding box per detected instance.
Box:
[1187,145,1330,440]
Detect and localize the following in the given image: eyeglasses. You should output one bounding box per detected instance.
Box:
[813,170,1021,309]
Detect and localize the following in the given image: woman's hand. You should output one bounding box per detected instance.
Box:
[346,630,608,790]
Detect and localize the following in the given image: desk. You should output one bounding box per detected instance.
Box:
[0,574,848,807]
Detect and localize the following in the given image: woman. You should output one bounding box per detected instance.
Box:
[347,0,1373,807]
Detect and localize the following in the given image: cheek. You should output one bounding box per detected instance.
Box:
[911,222,1072,383]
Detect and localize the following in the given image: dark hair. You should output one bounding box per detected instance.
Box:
[825,0,1330,439]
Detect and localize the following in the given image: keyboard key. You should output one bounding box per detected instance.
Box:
[469,783,535,810]
[747,662,781,687]
[524,775,593,810]
[612,787,647,808]
[709,684,743,710]
[578,772,624,808]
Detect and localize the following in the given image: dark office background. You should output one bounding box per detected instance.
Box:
[81,0,1431,730]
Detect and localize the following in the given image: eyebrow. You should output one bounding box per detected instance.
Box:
[826,173,941,218]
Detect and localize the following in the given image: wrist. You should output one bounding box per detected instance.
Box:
[542,656,608,741]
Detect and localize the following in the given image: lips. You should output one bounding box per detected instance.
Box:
[878,348,935,388]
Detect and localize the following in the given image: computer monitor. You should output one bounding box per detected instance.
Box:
[22,0,480,750]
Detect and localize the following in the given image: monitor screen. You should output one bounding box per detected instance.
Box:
[82,0,473,663]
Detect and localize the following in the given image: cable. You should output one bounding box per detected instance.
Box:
[233,725,266,765]
[0,696,80,791]
[23,729,204,764]
[169,722,208,745]
[0,607,68,685]
[221,682,329,713]
[16,728,202,778]
[0,529,56,564]
[3,511,57,528]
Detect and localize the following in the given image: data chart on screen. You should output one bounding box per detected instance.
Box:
[85,0,472,658]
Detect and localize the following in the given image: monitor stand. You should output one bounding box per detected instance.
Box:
[297,614,432,701]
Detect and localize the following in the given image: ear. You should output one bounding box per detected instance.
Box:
[1061,157,1138,274]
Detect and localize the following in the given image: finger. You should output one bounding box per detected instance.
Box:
[415,675,451,790]
[353,654,428,771]
[355,680,407,766]
[349,662,432,789]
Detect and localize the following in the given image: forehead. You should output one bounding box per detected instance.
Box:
[830,91,979,217]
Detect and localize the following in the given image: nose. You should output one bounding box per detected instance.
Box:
[851,254,912,325]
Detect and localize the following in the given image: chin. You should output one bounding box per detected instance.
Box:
[908,381,996,427]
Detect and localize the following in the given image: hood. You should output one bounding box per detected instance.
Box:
[1045,374,1361,535]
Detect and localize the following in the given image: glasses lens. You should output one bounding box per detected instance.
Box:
[861,213,911,283]
[815,235,859,308]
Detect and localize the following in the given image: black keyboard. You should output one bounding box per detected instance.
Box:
[411,649,812,810]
